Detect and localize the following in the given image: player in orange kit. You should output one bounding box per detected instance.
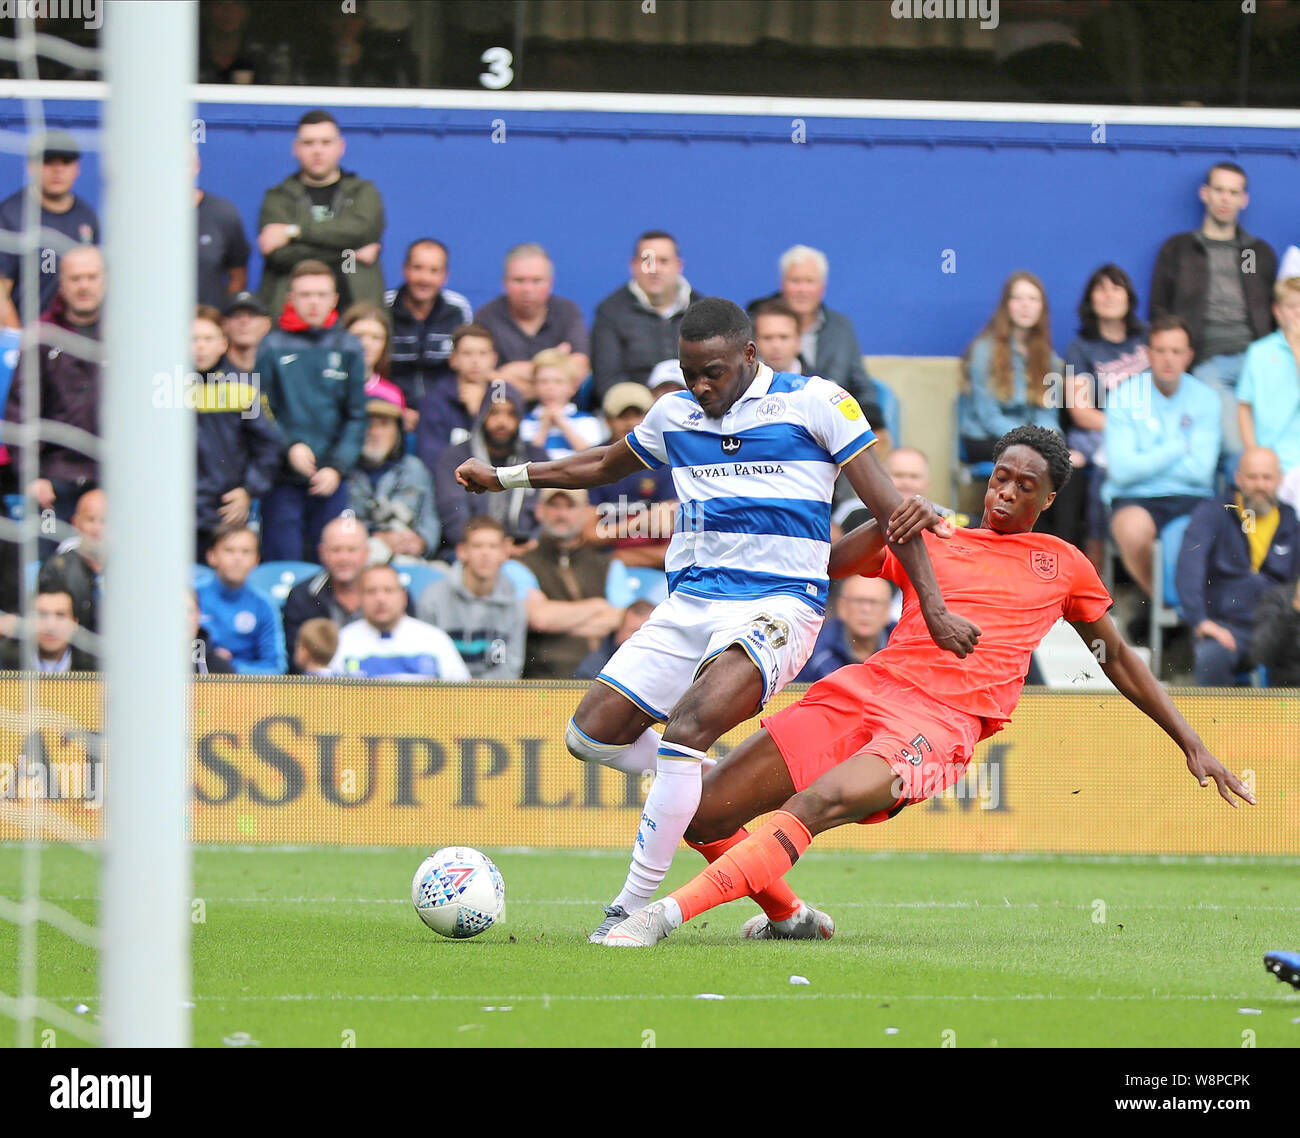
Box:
[605,425,1256,946]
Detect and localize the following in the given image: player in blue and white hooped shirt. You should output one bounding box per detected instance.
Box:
[457,299,979,941]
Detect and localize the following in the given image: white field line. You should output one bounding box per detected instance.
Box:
[7,845,1300,867]
[46,992,1300,1004]
[23,897,1300,910]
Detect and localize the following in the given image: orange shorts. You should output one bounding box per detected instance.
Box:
[762,665,985,824]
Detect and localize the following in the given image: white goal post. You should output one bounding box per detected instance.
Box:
[100,0,196,1049]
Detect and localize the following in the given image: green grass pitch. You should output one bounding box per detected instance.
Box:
[3,845,1299,1048]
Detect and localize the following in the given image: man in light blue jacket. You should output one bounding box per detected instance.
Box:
[1105,315,1221,599]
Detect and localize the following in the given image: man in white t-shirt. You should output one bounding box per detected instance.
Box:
[331,564,470,681]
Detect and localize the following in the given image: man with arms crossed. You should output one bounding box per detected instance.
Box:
[458,298,979,942]
[602,426,1254,947]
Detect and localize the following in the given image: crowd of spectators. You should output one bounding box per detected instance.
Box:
[0,114,1297,687]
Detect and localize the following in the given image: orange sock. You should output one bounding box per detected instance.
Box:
[673,811,813,923]
[687,828,801,923]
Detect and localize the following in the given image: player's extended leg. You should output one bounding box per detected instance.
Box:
[686,727,835,940]
[601,646,770,927]
[606,751,902,946]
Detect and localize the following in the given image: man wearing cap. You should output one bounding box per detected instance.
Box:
[0,130,100,327]
[520,485,626,679]
[645,358,687,401]
[222,290,272,373]
[346,384,440,560]
[194,145,251,309]
[193,302,282,562]
[433,384,549,562]
[586,381,677,569]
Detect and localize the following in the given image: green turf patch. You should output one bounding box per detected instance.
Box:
[2,846,1299,1047]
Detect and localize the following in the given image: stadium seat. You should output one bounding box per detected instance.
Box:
[1149,514,1192,677]
[620,566,668,606]
[246,561,322,608]
[871,378,902,447]
[394,561,444,604]
[502,559,539,596]
[1030,618,1116,690]
[3,494,23,521]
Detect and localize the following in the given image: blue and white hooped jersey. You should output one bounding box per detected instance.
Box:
[624,364,875,613]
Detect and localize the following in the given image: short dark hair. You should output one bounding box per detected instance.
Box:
[462,515,507,541]
[752,298,800,327]
[1148,314,1192,345]
[194,303,225,330]
[635,230,678,255]
[1205,161,1247,187]
[298,109,340,131]
[36,585,76,611]
[992,425,1073,493]
[290,259,336,283]
[679,297,752,351]
[452,322,496,352]
[209,522,259,550]
[404,238,448,267]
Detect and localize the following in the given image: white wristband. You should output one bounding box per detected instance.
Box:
[497,463,532,490]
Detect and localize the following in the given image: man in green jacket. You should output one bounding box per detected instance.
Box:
[257,109,385,317]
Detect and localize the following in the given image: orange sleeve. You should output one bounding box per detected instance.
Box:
[877,544,905,586]
[1062,545,1114,624]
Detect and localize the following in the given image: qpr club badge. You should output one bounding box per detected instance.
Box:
[756,395,785,422]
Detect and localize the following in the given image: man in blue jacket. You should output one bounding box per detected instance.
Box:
[1175,446,1299,685]
[255,259,367,562]
[198,524,287,675]
[1105,316,1221,600]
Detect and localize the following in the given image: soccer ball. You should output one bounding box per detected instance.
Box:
[411,847,505,939]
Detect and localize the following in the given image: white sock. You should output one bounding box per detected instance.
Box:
[602,727,661,776]
[659,896,683,928]
[773,903,807,932]
[611,744,705,912]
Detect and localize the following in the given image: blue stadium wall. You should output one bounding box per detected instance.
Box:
[1,97,1297,355]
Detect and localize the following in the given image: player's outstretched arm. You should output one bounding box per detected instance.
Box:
[1070,612,1256,808]
[830,496,956,579]
[841,451,980,658]
[456,437,646,495]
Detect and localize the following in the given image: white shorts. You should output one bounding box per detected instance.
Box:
[596,591,823,722]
